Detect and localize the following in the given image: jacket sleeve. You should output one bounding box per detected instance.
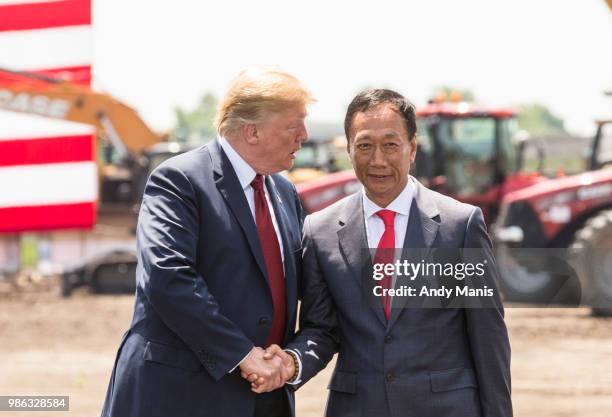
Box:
[463,207,513,417]
[137,163,253,381]
[285,215,340,387]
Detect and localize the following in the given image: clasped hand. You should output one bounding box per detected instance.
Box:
[239,345,295,393]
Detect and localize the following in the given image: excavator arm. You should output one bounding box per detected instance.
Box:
[0,67,162,156]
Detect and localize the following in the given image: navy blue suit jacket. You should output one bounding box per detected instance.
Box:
[101,140,303,417]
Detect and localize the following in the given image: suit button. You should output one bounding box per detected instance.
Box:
[384,335,392,344]
[259,317,271,326]
[386,373,395,382]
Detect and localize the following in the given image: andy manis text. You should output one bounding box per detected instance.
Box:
[373,285,494,298]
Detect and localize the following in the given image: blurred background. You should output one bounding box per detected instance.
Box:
[0,1,611,416]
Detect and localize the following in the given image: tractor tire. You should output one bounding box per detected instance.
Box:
[496,245,581,304]
[570,209,612,316]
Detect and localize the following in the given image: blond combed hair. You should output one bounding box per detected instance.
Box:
[215,66,315,137]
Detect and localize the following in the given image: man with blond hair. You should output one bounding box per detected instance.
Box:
[100,67,312,417]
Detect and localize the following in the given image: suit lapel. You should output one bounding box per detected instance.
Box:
[337,194,388,327]
[266,176,298,329]
[387,179,440,330]
[209,140,269,283]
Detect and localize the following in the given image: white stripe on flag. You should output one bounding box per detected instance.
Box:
[0,25,91,70]
[0,112,94,140]
[0,161,98,208]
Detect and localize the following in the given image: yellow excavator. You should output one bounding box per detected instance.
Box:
[0,67,197,295]
[0,67,194,213]
[0,66,161,154]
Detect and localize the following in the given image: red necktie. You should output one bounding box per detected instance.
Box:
[251,174,286,346]
[374,209,396,320]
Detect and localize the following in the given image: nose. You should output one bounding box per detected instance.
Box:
[369,145,387,167]
[299,124,309,143]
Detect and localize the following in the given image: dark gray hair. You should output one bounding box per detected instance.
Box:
[344,88,417,141]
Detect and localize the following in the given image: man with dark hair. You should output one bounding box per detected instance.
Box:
[258,88,512,417]
[343,88,417,140]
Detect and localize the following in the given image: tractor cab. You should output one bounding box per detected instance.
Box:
[414,101,542,222]
[589,120,612,170]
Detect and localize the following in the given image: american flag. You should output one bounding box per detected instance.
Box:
[0,0,97,233]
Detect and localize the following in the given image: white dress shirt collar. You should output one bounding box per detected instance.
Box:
[362,177,416,220]
[218,136,257,190]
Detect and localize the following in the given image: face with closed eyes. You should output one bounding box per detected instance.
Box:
[348,102,416,207]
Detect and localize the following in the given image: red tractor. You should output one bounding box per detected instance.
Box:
[298,100,546,219]
[495,119,612,314]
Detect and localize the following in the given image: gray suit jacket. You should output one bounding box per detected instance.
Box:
[287,178,512,417]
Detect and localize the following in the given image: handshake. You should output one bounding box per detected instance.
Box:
[239,345,297,393]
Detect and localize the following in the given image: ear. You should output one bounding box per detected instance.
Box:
[346,133,355,156]
[409,136,417,163]
[243,123,259,145]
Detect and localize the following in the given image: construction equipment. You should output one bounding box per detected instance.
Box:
[286,136,341,184]
[0,67,161,154]
[495,0,612,314]
[0,66,175,208]
[495,118,612,314]
[0,67,197,295]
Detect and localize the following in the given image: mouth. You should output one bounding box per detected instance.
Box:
[368,174,391,180]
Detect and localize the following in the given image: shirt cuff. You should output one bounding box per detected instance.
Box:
[229,350,252,374]
[284,349,303,385]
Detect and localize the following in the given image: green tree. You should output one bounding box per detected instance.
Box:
[172,92,218,143]
[517,103,566,136]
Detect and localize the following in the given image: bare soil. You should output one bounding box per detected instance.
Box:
[1,290,611,417]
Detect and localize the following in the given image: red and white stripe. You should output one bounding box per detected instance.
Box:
[0,0,96,233]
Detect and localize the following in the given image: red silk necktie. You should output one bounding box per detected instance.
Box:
[374,209,396,320]
[251,174,286,346]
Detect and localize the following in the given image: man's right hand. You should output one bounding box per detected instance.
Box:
[263,344,295,383]
[239,347,284,392]
[243,345,297,393]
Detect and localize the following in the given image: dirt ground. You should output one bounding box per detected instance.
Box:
[1,289,611,417]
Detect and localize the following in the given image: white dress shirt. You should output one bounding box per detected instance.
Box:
[362,177,416,250]
[219,137,292,375]
[218,136,285,262]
